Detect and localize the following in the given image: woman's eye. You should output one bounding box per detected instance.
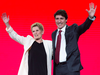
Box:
[36,30,39,31]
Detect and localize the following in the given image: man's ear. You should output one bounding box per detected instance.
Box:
[66,19,68,23]
[42,31,44,34]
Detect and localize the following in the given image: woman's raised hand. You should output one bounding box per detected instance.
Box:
[1,13,10,29]
[1,13,9,24]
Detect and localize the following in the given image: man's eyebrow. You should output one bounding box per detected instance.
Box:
[55,18,59,19]
[60,17,64,19]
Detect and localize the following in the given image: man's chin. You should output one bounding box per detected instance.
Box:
[58,27,63,29]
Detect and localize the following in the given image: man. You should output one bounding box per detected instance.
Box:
[52,3,97,75]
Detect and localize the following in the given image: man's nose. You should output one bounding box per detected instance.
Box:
[58,19,61,22]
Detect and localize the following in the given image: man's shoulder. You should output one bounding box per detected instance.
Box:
[52,29,57,35]
[69,23,78,28]
[67,23,78,30]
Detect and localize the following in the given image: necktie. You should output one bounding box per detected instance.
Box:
[55,30,62,64]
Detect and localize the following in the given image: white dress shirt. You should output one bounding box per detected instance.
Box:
[55,25,67,62]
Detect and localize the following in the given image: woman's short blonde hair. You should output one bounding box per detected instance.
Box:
[31,22,44,31]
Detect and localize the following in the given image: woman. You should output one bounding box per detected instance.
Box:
[1,13,53,75]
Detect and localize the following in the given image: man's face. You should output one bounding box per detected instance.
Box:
[55,15,67,29]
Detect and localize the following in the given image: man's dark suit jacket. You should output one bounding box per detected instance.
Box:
[52,17,94,75]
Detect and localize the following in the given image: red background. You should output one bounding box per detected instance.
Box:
[0,0,100,75]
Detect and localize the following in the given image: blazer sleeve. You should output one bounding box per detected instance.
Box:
[76,17,95,35]
[46,40,53,58]
[47,40,53,57]
[6,26,27,45]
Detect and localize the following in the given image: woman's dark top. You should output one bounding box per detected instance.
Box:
[28,41,47,75]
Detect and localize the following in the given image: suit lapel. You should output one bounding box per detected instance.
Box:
[65,25,69,45]
[52,30,57,50]
[43,40,49,56]
[25,38,35,54]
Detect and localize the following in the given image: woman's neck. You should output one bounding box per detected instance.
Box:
[35,38,43,43]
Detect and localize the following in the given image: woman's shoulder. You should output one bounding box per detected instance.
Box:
[26,35,33,38]
[26,35,34,41]
[43,40,52,43]
[43,40,52,46]
[43,40,52,44]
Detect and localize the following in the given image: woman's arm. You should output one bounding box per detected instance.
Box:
[1,13,27,45]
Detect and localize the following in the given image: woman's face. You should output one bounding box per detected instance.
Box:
[32,26,43,41]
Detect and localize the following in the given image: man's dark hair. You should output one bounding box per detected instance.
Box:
[54,9,68,20]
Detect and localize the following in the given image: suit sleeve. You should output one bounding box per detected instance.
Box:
[76,17,95,35]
